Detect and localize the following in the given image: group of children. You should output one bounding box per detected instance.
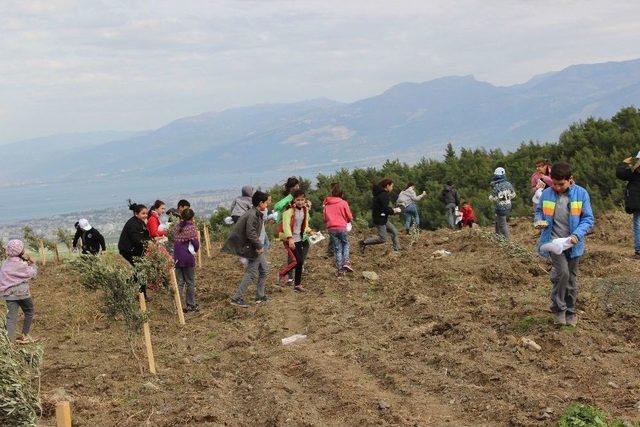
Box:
[0,160,595,343]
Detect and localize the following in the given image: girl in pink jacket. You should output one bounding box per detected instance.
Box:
[323,184,354,277]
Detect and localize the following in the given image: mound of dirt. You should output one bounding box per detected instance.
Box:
[26,217,640,426]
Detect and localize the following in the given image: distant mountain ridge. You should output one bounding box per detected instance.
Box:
[3,58,640,186]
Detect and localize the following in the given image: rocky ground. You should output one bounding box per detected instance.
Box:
[26,211,640,426]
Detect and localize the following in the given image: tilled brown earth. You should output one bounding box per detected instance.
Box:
[33,212,640,426]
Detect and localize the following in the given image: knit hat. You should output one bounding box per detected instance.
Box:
[494,167,506,176]
[6,239,24,257]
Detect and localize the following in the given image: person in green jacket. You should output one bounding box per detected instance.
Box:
[278,189,312,292]
[273,177,301,284]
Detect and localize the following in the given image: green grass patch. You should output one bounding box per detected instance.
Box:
[558,402,631,427]
[515,315,552,333]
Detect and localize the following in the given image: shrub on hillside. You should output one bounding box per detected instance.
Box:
[557,402,627,427]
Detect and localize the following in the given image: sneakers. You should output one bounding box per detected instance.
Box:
[553,311,566,326]
[255,296,268,304]
[335,271,344,278]
[277,276,295,286]
[633,253,640,260]
[15,335,38,345]
[184,304,200,313]
[343,264,354,273]
[294,285,306,292]
[565,313,578,327]
[359,240,366,255]
[230,297,250,308]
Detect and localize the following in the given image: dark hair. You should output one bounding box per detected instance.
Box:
[284,177,300,195]
[446,180,453,186]
[550,162,572,180]
[405,182,415,190]
[461,200,469,205]
[379,178,393,189]
[177,199,190,209]
[128,199,147,215]
[292,189,306,199]
[180,208,195,221]
[74,221,80,229]
[330,183,344,198]
[150,200,165,211]
[252,191,269,207]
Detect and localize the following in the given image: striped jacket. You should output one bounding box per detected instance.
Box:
[534,184,594,258]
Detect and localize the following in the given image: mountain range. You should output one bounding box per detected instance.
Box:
[3,58,640,187]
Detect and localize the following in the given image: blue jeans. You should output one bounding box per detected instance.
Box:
[329,231,350,272]
[404,203,420,230]
[634,212,640,254]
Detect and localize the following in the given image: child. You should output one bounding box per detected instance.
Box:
[360,179,402,253]
[0,240,37,344]
[535,162,594,327]
[223,191,271,308]
[72,218,107,255]
[172,208,200,312]
[532,179,545,207]
[489,167,516,240]
[323,184,354,277]
[396,182,426,233]
[460,201,476,228]
[279,189,312,292]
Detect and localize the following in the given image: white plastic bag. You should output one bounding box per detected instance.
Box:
[346,222,353,232]
[188,242,196,255]
[540,237,574,255]
[308,232,325,245]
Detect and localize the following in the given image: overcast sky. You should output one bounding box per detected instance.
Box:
[1,0,639,143]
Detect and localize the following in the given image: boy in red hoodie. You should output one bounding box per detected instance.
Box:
[323,184,354,276]
[460,201,476,229]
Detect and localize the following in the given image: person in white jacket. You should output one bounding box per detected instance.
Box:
[396,182,426,233]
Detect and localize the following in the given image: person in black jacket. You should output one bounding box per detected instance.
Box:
[359,179,401,253]
[616,154,640,258]
[73,218,106,255]
[118,201,152,299]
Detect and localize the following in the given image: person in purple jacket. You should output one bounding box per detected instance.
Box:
[172,208,200,312]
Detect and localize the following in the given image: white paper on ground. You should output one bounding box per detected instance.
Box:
[281,334,307,345]
[539,237,574,255]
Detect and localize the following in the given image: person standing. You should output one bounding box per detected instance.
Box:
[279,190,312,292]
[396,182,426,233]
[489,167,516,240]
[273,177,301,284]
[323,184,354,277]
[72,218,106,255]
[173,208,200,312]
[223,191,271,308]
[230,186,254,223]
[530,160,553,210]
[118,201,152,300]
[535,162,594,327]
[147,200,168,240]
[615,153,640,259]
[438,181,460,229]
[360,179,401,253]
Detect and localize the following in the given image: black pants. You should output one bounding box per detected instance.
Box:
[280,240,310,286]
[121,252,146,299]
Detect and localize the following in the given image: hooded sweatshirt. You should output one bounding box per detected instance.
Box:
[371,185,395,226]
[489,175,516,215]
[323,197,354,231]
[172,220,200,268]
[231,186,254,219]
[0,240,37,300]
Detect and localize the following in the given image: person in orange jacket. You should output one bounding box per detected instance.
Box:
[460,201,476,229]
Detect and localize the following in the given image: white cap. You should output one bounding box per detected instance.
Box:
[635,151,640,159]
[494,167,506,176]
[78,218,91,231]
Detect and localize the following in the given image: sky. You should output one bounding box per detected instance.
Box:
[1,0,640,143]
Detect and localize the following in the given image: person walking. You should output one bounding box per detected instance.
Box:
[615,153,640,259]
[0,239,37,344]
[323,184,354,277]
[273,177,301,284]
[360,179,401,253]
[72,218,106,255]
[118,201,152,300]
[438,181,460,229]
[223,191,271,308]
[172,208,200,312]
[278,190,312,292]
[535,162,594,327]
[396,182,426,233]
[489,167,516,240]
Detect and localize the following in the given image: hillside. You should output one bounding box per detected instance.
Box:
[3,58,640,187]
[31,212,640,426]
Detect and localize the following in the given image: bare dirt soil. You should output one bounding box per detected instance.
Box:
[31,211,640,426]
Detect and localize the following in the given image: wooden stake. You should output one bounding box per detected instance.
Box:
[168,269,186,325]
[204,224,212,257]
[39,240,46,266]
[54,246,61,263]
[197,230,203,267]
[138,292,157,374]
[55,401,72,427]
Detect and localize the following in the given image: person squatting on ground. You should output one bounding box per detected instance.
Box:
[72,218,106,255]
[118,201,152,300]
[360,178,401,253]
[535,162,594,327]
[615,152,640,259]
[0,239,37,344]
[323,183,354,277]
[459,201,476,229]
[172,208,200,312]
[396,182,426,233]
[489,167,516,240]
[438,181,460,229]
[278,190,312,292]
[223,191,271,308]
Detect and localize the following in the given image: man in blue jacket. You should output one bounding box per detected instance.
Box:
[535,162,594,327]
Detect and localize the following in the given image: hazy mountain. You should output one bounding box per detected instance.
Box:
[5,58,640,186]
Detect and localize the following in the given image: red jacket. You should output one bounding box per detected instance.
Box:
[323,197,353,231]
[147,211,167,238]
[460,205,476,223]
